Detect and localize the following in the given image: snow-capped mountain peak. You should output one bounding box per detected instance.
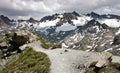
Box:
[1,11,120,56]
[99,19,120,28]
[1,11,120,43]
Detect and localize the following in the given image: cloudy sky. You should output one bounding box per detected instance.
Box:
[0,0,120,20]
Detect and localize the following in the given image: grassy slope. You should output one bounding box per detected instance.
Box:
[31,31,61,49]
[0,48,51,73]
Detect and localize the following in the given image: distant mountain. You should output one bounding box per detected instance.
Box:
[1,12,120,73]
[11,12,120,43]
[0,15,14,25]
[1,12,120,56]
[27,17,38,23]
[86,12,120,19]
[0,15,15,37]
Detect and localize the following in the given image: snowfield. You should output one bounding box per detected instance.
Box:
[72,16,92,26]
[56,23,76,32]
[38,18,60,28]
[15,15,93,33]
[99,19,120,28]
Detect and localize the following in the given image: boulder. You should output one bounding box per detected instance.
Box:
[95,52,112,68]
[2,32,29,58]
[12,33,29,46]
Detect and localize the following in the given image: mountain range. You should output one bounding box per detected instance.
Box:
[1,11,120,56]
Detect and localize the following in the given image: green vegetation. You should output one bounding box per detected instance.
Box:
[87,71,96,73]
[109,62,120,69]
[86,61,120,73]
[31,31,61,49]
[5,33,14,42]
[0,51,3,59]
[98,67,109,73]
[0,48,51,73]
[89,61,97,67]
[0,39,3,43]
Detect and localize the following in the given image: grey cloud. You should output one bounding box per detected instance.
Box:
[33,0,39,1]
[0,0,120,19]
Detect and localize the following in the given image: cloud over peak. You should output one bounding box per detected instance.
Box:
[0,0,120,19]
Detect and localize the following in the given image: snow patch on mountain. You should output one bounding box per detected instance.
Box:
[92,26,100,33]
[58,14,63,18]
[72,16,92,26]
[104,48,113,52]
[56,23,76,32]
[15,21,37,29]
[62,43,69,48]
[38,18,60,28]
[55,16,92,32]
[115,28,120,35]
[100,19,120,28]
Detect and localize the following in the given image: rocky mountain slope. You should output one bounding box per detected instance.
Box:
[1,11,120,56]
[13,11,120,43]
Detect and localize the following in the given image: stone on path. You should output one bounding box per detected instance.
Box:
[95,52,112,68]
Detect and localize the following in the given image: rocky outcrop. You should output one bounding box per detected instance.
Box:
[113,34,120,45]
[11,33,29,46]
[0,15,13,25]
[95,52,112,68]
[0,31,29,58]
[86,52,120,73]
[27,17,38,23]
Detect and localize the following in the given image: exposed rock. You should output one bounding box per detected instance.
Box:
[64,49,68,52]
[0,15,12,25]
[95,52,112,68]
[110,49,120,56]
[95,60,106,68]
[0,31,30,58]
[28,17,38,23]
[101,52,112,59]
[72,11,80,16]
[113,34,120,45]
[0,42,7,47]
[11,33,29,46]
[86,12,101,19]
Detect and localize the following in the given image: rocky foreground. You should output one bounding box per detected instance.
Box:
[0,30,120,73]
[40,49,120,73]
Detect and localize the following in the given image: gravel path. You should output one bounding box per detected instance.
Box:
[46,49,120,73]
[44,49,99,73]
[23,41,120,73]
